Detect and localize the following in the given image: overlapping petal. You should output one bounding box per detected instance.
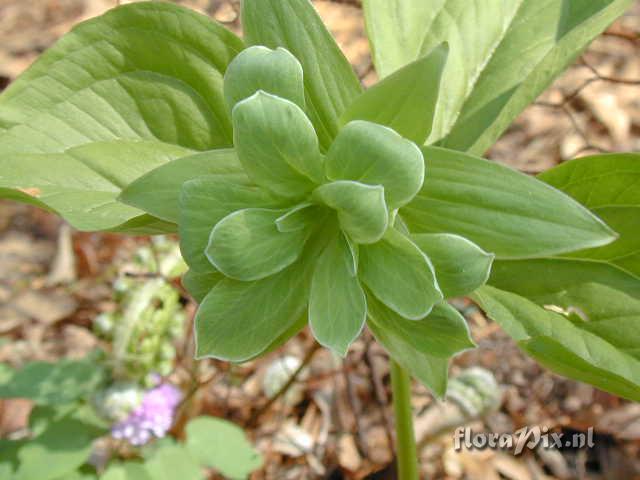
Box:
[183,45,482,363]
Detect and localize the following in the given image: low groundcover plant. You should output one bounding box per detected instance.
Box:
[1,0,639,478]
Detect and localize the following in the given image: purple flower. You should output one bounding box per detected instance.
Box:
[111,383,182,446]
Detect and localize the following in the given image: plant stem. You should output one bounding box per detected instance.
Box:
[390,360,419,480]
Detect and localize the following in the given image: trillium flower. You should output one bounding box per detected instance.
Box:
[179,46,488,374]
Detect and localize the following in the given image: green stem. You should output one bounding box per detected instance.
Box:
[390,360,419,480]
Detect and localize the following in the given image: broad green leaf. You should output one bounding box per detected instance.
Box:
[0,141,189,232]
[402,147,617,258]
[488,258,640,304]
[276,203,325,233]
[563,206,640,277]
[367,295,474,397]
[413,233,494,298]
[309,231,367,355]
[242,0,362,149]
[360,228,442,320]
[539,153,640,207]
[362,0,438,79]
[15,420,101,480]
[120,149,247,223]
[313,181,388,244]
[233,92,324,198]
[195,235,324,361]
[182,270,224,303]
[326,121,424,209]
[534,283,640,361]
[224,46,305,112]
[185,416,263,479]
[539,153,640,277]
[489,259,640,360]
[0,2,242,138]
[340,44,448,145]
[207,208,310,281]
[474,286,640,401]
[179,177,282,272]
[363,0,633,153]
[0,3,245,231]
[143,445,202,480]
[0,359,106,405]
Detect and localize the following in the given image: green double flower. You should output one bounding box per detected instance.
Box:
[185,46,488,360]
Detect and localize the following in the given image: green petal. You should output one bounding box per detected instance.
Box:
[120,148,247,223]
[367,294,475,398]
[313,180,388,244]
[207,208,310,281]
[242,0,363,149]
[276,203,325,233]
[182,270,224,303]
[360,228,442,319]
[309,231,366,356]
[412,233,494,298]
[179,177,282,272]
[195,251,317,362]
[325,121,424,209]
[224,46,305,112]
[232,91,324,198]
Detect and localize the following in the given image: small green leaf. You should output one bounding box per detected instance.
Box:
[143,444,202,480]
[309,231,367,356]
[326,121,424,209]
[101,462,152,480]
[233,92,324,198]
[120,149,248,223]
[402,147,617,258]
[0,438,24,476]
[242,0,362,149]
[360,228,442,320]
[313,181,388,244]
[367,295,474,398]
[224,46,305,112]
[207,208,310,281]
[185,416,263,479]
[474,286,640,402]
[412,233,494,298]
[340,44,448,145]
[179,177,282,272]
[182,270,224,303]
[0,359,106,405]
[15,420,101,480]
